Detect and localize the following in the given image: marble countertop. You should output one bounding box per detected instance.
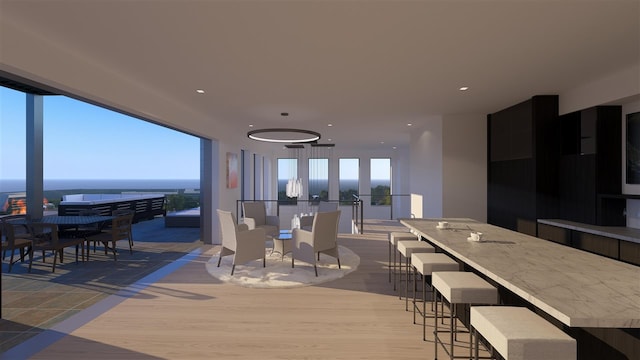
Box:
[537,219,640,244]
[400,218,640,328]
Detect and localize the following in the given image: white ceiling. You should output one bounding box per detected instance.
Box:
[1,0,638,150]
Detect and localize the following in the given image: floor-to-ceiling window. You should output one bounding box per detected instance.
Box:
[339,158,359,205]
[0,85,201,215]
[277,158,298,205]
[370,158,391,206]
[0,87,27,213]
[308,158,328,203]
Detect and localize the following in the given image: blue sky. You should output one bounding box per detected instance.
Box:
[0,87,200,180]
[1,86,390,183]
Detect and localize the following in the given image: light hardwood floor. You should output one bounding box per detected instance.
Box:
[23,220,477,360]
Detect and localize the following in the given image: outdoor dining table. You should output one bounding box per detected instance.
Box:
[35,215,115,226]
[8,215,115,263]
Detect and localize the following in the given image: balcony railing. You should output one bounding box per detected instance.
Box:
[237,194,412,234]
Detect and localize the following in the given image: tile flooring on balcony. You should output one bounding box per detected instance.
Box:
[1,217,202,352]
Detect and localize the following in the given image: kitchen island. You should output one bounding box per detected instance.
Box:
[400,218,639,359]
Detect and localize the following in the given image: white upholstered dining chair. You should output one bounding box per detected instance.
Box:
[217,209,266,275]
[300,201,338,231]
[242,202,279,238]
[291,210,341,276]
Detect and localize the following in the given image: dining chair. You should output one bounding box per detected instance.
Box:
[28,222,86,273]
[217,209,266,275]
[291,210,341,276]
[112,209,135,249]
[300,201,338,230]
[242,201,279,238]
[85,212,134,261]
[75,209,105,242]
[1,216,34,272]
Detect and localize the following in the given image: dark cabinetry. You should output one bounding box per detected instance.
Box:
[559,106,623,225]
[487,95,560,234]
[537,222,640,266]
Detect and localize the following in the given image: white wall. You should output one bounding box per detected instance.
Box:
[410,117,444,218]
[218,143,242,222]
[407,114,487,221]
[442,114,487,222]
[559,64,640,115]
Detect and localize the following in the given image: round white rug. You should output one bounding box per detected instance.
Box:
[205,245,360,288]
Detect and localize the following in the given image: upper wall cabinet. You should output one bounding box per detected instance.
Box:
[559,106,623,225]
[487,95,560,235]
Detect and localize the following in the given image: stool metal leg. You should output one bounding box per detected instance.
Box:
[435,287,440,360]
[388,240,391,283]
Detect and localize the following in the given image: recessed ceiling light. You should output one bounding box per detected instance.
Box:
[249,124,254,128]
[380,141,385,144]
[407,123,412,126]
[393,146,397,149]
[328,138,332,141]
[196,89,205,94]
[328,123,333,127]
[459,86,469,91]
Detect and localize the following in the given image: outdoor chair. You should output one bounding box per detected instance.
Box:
[28,222,86,273]
[242,201,279,238]
[112,209,135,248]
[300,201,338,231]
[74,209,105,241]
[1,216,34,272]
[85,212,134,261]
[217,209,266,275]
[292,210,341,276]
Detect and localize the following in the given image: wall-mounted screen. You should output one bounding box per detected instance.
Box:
[627,112,640,184]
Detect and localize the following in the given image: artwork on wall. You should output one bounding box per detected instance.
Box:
[226,152,238,189]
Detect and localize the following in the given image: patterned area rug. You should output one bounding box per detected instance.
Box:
[205,245,360,288]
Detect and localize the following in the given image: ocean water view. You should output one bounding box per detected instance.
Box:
[0,179,200,193]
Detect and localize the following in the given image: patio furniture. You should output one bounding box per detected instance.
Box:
[217,209,267,275]
[291,210,341,276]
[74,209,105,239]
[85,212,134,261]
[242,201,279,238]
[1,215,34,272]
[28,222,86,273]
[58,193,166,222]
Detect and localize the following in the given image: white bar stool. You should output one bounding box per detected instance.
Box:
[411,253,459,340]
[389,231,418,287]
[432,271,498,360]
[470,306,576,360]
[396,240,434,306]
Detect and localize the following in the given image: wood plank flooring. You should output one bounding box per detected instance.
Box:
[18,220,477,359]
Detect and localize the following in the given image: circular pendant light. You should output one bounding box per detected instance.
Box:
[247,128,321,143]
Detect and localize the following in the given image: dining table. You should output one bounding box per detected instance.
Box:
[35,215,115,227]
[7,215,115,263]
[399,217,640,360]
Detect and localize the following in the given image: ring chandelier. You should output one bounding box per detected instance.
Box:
[247,128,321,143]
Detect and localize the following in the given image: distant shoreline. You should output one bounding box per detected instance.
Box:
[0,179,200,193]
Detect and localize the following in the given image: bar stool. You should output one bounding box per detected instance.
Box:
[411,253,459,340]
[396,240,434,306]
[470,306,576,360]
[432,271,499,360]
[389,231,418,287]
